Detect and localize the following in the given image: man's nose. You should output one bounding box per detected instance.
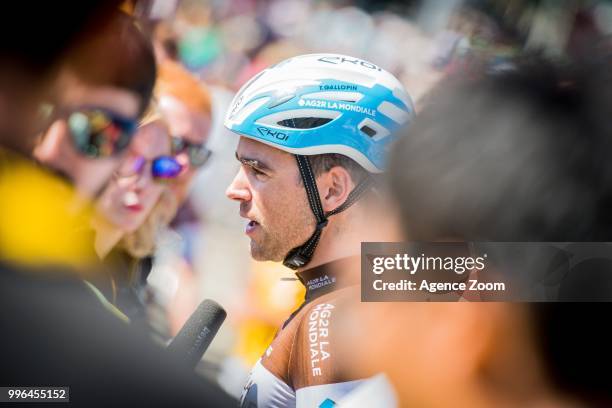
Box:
[226,167,251,202]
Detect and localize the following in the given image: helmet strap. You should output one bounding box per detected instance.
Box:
[283,154,373,270]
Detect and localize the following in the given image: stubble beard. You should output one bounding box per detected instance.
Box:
[250,207,316,262]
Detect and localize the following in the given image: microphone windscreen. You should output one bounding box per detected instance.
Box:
[167,299,227,368]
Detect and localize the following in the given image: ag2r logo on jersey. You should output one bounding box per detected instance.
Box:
[257,127,289,141]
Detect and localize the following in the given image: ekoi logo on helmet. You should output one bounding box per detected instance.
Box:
[317,55,382,71]
[257,127,289,141]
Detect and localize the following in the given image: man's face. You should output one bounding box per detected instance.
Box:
[33,70,140,199]
[226,137,315,261]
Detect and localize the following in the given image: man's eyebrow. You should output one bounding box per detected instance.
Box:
[235,152,272,171]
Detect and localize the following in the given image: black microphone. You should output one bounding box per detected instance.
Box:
[167,299,227,369]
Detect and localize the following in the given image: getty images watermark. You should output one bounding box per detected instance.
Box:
[371,252,501,292]
[361,242,612,302]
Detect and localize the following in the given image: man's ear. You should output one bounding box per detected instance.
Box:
[317,166,353,212]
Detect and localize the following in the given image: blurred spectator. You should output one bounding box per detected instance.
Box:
[33,12,156,199]
[337,57,612,407]
[157,60,212,206]
[92,113,178,321]
[0,2,121,153]
[0,5,234,406]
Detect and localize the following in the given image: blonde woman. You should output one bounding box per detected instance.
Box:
[91,110,181,320]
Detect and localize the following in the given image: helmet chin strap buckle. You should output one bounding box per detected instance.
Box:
[283,249,309,269]
[283,219,327,270]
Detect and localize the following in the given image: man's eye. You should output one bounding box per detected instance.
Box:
[251,167,266,176]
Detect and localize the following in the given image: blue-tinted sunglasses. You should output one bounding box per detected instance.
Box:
[116,155,183,181]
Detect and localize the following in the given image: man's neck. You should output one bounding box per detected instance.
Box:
[298,211,364,271]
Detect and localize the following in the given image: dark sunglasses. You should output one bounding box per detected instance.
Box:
[171,136,212,167]
[41,104,138,158]
[116,155,183,181]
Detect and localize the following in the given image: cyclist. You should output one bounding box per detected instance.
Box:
[225,53,414,407]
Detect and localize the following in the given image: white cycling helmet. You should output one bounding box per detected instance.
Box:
[225,53,414,173]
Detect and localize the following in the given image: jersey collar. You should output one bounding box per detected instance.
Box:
[296,256,361,302]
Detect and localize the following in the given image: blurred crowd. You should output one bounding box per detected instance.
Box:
[147,0,612,397]
[1,0,612,407]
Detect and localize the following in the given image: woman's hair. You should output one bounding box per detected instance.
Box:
[139,98,163,126]
[155,60,211,116]
[120,187,178,259]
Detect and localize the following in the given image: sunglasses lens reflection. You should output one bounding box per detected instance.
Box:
[68,109,136,158]
[152,156,182,179]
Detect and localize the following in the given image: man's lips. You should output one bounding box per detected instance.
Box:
[241,211,260,235]
[246,220,259,234]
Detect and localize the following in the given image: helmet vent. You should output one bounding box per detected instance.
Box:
[277,117,333,129]
[357,118,389,141]
[360,125,377,138]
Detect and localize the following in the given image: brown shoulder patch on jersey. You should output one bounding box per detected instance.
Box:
[289,287,359,390]
[260,315,299,384]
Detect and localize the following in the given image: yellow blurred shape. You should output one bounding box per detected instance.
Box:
[0,153,95,269]
[233,261,306,366]
[234,319,278,366]
[250,261,305,323]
